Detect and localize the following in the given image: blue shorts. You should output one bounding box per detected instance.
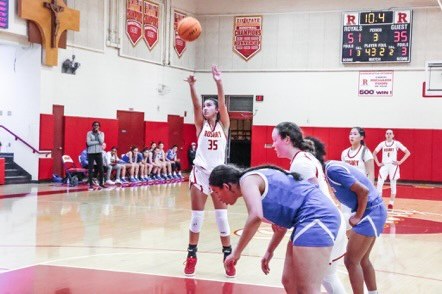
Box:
[290,216,340,247]
[352,202,387,237]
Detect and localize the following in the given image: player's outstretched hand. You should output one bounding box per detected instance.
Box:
[185,75,196,85]
[212,65,222,81]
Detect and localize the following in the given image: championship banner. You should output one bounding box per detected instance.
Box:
[143,0,159,50]
[126,0,143,46]
[0,0,8,29]
[233,15,263,61]
[173,10,187,57]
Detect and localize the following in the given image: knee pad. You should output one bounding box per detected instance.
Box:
[215,209,230,237]
[390,180,397,194]
[189,210,205,233]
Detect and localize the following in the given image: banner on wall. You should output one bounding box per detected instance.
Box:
[173,10,187,57]
[0,0,8,29]
[358,71,394,97]
[143,0,159,50]
[126,0,143,46]
[233,15,263,61]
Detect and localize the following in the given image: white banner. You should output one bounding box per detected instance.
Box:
[358,71,394,96]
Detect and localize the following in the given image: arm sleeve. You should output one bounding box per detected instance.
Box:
[327,165,357,190]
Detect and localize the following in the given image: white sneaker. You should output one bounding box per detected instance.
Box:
[106,180,115,185]
[115,179,122,184]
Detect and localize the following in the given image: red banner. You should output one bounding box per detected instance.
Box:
[126,0,143,46]
[173,10,187,58]
[233,16,263,61]
[143,0,159,50]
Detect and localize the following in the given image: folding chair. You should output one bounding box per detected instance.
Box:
[62,155,88,186]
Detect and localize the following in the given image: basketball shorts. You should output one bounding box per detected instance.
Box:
[352,199,387,237]
[290,214,341,248]
[379,164,400,181]
[189,165,211,195]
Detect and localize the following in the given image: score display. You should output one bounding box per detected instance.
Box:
[342,10,412,63]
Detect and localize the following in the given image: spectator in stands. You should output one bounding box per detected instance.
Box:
[158,142,173,179]
[105,146,124,185]
[188,142,197,170]
[86,121,105,189]
[141,148,154,181]
[166,145,182,178]
[121,146,140,182]
[79,148,88,168]
[153,146,168,180]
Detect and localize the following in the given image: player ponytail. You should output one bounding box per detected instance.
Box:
[209,164,302,188]
[304,136,327,168]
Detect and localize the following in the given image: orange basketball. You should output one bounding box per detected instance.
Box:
[177,17,202,42]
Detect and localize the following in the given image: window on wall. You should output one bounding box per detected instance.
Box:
[230,119,251,141]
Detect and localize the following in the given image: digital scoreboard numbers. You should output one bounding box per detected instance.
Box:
[342,10,412,63]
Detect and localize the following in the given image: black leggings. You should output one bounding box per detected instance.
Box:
[87,153,104,185]
[171,161,181,172]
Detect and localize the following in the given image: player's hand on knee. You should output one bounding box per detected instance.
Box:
[261,251,273,275]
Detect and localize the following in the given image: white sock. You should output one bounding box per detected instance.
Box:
[389,200,394,205]
[368,291,378,294]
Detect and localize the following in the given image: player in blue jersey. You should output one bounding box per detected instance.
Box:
[209,164,341,293]
[325,160,387,294]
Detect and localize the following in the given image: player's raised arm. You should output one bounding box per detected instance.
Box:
[186,75,204,134]
[211,65,230,134]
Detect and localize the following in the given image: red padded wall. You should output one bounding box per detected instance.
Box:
[39,114,55,150]
[64,116,119,166]
[432,130,442,182]
[251,126,441,182]
[38,158,53,180]
[144,121,169,148]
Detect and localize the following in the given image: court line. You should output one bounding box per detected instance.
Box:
[0,245,440,282]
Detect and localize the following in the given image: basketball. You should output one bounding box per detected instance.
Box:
[177,17,202,42]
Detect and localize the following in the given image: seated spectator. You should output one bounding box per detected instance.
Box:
[152,146,168,180]
[105,146,124,185]
[187,142,197,170]
[79,148,88,168]
[141,148,154,181]
[121,146,141,182]
[158,142,173,179]
[166,145,182,178]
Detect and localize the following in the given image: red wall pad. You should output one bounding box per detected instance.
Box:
[144,121,169,147]
[39,114,55,150]
[0,158,5,185]
[38,158,54,180]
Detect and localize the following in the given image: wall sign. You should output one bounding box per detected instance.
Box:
[358,71,394,97]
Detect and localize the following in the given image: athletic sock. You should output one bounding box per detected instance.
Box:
[222,245,232,261]
[187,244,197,258]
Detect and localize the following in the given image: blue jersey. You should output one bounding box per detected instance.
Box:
[241,168,339,230]
[325,160,382,212]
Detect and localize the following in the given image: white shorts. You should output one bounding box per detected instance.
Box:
[379,164,400,181]
[189,165,211,195]
[330,209,347,263]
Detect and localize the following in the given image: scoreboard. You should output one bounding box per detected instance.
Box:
[342,10,412,63]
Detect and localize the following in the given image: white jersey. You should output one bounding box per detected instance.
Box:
[375,140,407,164]
[290,151,347,261]
[193,121,227,172]
[341,145,373,175]
[290,151,331,200]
